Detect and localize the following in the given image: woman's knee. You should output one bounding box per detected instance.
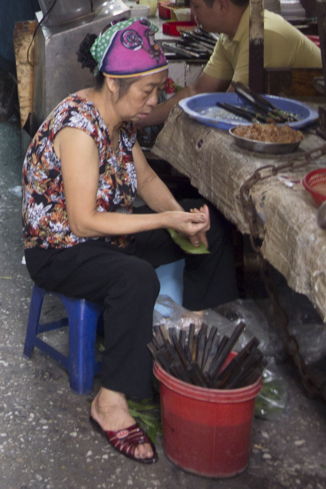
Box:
[118,258,160,301]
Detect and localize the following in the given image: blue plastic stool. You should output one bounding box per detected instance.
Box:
[23,261,184,394]
[155,260,184,314]
[23,285,103,394]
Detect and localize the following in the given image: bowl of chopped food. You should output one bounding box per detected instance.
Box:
[229,123,304,154]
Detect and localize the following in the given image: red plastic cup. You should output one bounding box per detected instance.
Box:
[302,168,326,206]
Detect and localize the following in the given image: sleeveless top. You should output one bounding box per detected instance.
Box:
[22,93,138,249]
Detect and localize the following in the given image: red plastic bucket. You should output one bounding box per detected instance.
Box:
[154,360,262,478]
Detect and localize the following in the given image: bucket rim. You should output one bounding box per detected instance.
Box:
[153,361,262,403]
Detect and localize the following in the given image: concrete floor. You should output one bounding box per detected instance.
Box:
[0,118,326,489]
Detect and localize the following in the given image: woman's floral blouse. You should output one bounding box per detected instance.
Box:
[22,93,137,249]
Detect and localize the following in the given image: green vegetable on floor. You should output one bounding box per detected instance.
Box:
[127,398,162,443]
[167,229,210,255]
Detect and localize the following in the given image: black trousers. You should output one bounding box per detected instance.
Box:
[25,199,238,398]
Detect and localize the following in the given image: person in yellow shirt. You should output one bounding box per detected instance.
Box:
[138,0,322,128]
[204,2,321,85]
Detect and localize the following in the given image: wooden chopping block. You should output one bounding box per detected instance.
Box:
[13,20,37,128]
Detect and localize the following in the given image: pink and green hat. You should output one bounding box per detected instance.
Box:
[90,17,168,78]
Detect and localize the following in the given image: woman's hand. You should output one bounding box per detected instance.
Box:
[164,204,210,248]
[189,205,210,248]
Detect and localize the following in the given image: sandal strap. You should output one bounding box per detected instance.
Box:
[89,417,157,463]
[106,423,153,459]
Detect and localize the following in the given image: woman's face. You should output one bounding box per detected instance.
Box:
[113,70,168,121]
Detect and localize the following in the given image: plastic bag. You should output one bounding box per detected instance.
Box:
[154,295,234,332]
[255,365,288,420]
[154,295,259,352]
[216,298,283,358]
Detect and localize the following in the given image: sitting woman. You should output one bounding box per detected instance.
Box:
[22,18,238,464]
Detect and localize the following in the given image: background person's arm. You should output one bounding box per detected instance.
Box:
[136,71,230,128]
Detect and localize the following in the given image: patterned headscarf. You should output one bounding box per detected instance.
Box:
[90,17,168,78]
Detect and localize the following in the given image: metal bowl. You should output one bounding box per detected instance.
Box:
[229,127,302,154]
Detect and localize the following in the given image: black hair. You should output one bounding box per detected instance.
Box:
[229,0,249,6]
[76,33,104,88]
[203,0,249,6]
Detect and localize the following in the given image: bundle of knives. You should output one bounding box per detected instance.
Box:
[162,28,217,60]
[218,82,299,123]
[148,322,265,389]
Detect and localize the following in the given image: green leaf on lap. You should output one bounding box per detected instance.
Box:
[167,228,210,254]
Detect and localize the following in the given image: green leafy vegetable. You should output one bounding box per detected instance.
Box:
[127,398,162,443]
[167,228,210,254]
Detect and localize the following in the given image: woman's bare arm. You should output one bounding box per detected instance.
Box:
[136,72,230,128]
[55,128,209,240]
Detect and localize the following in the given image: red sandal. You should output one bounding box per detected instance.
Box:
[90,417,158,464]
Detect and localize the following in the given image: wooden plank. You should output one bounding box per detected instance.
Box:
[316,1,326,137]
[13,20,37,128]
[264,67,324,96]
[249,0,264,92]
[316,0,326,96]
[317,106,326,138]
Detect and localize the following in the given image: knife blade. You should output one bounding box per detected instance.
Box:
[162,43,201,59]
[181,32,215,50]
[217,102,269,122]
[232,81,298,122]
[177,39,211,56]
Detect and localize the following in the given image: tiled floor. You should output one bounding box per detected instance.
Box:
[0,119,325,489]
